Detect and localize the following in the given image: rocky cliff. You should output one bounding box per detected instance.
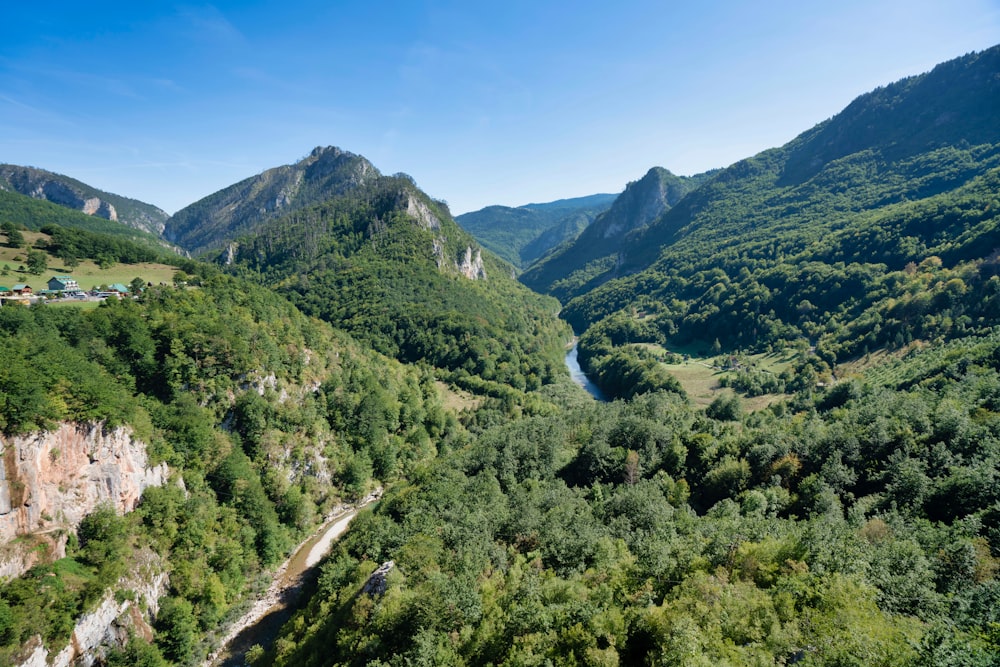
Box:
[0,422,169,579]
[0,165,169,235]
[17,547,168,667]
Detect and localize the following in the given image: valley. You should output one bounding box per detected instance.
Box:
[0,44,999,667]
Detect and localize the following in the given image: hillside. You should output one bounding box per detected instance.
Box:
[4,45,1000,667]
[554,46,1000,401]
[0,188,174,250]
[196,152,572,397]
[164,146,381,255]
[520,167,709,301]
[456,193,616,269]
[0,164,168,236]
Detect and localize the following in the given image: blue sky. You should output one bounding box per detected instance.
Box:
[2,1,999,215]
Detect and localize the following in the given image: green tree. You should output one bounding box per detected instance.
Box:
[25,248,47,275]
[2,222,23,248]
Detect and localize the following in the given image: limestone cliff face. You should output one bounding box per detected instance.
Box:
[0,423,168,578]
[17,548,168,667]
[458,246,487,280]
[406,194,441,230]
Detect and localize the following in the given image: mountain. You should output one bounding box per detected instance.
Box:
[0,164,168,236]
[164,146,380,254]
[0,187,178,253]
[520,167,709,301]
[200,148,571,394]
[456,193,616,269]
[559,45,1000,399]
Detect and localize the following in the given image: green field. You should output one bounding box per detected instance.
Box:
[633,341,794,410]
[0,230,177,290]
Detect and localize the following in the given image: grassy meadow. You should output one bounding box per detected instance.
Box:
[0,230,177,291]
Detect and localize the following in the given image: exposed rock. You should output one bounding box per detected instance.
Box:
[0,422,169,578]
[406,195,441,230]
[432,237,447,270]
[15,548,168,667]
[458,246,487,280]
[81,197,118,221]
[0,164,167,235]
[362,560,395,597]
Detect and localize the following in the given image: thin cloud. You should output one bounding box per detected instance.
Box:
[174,5,246,46]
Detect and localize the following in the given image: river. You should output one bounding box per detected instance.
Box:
[205,491,380,667]
[566,341,607,401]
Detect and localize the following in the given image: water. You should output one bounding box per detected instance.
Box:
[566,342,608,401]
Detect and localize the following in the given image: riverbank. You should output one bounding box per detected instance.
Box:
[204,489,381,667]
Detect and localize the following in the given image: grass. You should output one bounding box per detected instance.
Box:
[0,231,177,290]
[435,380,482,413]
[629,340,794,410]
[42,300,104,310]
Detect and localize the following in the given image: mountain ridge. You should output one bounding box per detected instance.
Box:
[0,164,169,236]
[164,146,380,254]
[456,193,617,269]
[520,166,708,300]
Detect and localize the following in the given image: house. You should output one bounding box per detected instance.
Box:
[109,283,130,295]
[48,275,80,292]
[0,286,10,296]
[12,284,32,295]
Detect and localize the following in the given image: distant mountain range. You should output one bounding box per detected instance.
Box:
[456,193,617,269]
[519,167,712,300]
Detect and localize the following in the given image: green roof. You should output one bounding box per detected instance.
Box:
[52,275,75,281]
[0,286,10,292]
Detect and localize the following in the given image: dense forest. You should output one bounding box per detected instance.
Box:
[222,172,571,400]
[0,277,467,665]
[2,44,1000,667]
[262,334,1000,665]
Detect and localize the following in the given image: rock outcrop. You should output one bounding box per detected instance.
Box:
[0,422,169,578]
[17,548,168,667]
[458,246,487,280]
[0,164,168,235]
[362,560,395,597]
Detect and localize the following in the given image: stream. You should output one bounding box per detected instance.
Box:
[566,341,608,401]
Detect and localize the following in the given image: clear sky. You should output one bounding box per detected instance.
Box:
[1,1,999,216]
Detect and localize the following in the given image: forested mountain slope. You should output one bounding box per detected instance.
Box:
[456,193,616,269]
[560,46,1000,399]
[0,187,174,249]
[264,327,1000,667]
[217,160,571,398]
[0,274,465,665]
[521,167,708,301]
[0,164,169,236]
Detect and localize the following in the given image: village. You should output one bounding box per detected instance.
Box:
[0,274,141,305]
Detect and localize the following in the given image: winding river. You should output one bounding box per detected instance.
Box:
[566,341,608,401]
